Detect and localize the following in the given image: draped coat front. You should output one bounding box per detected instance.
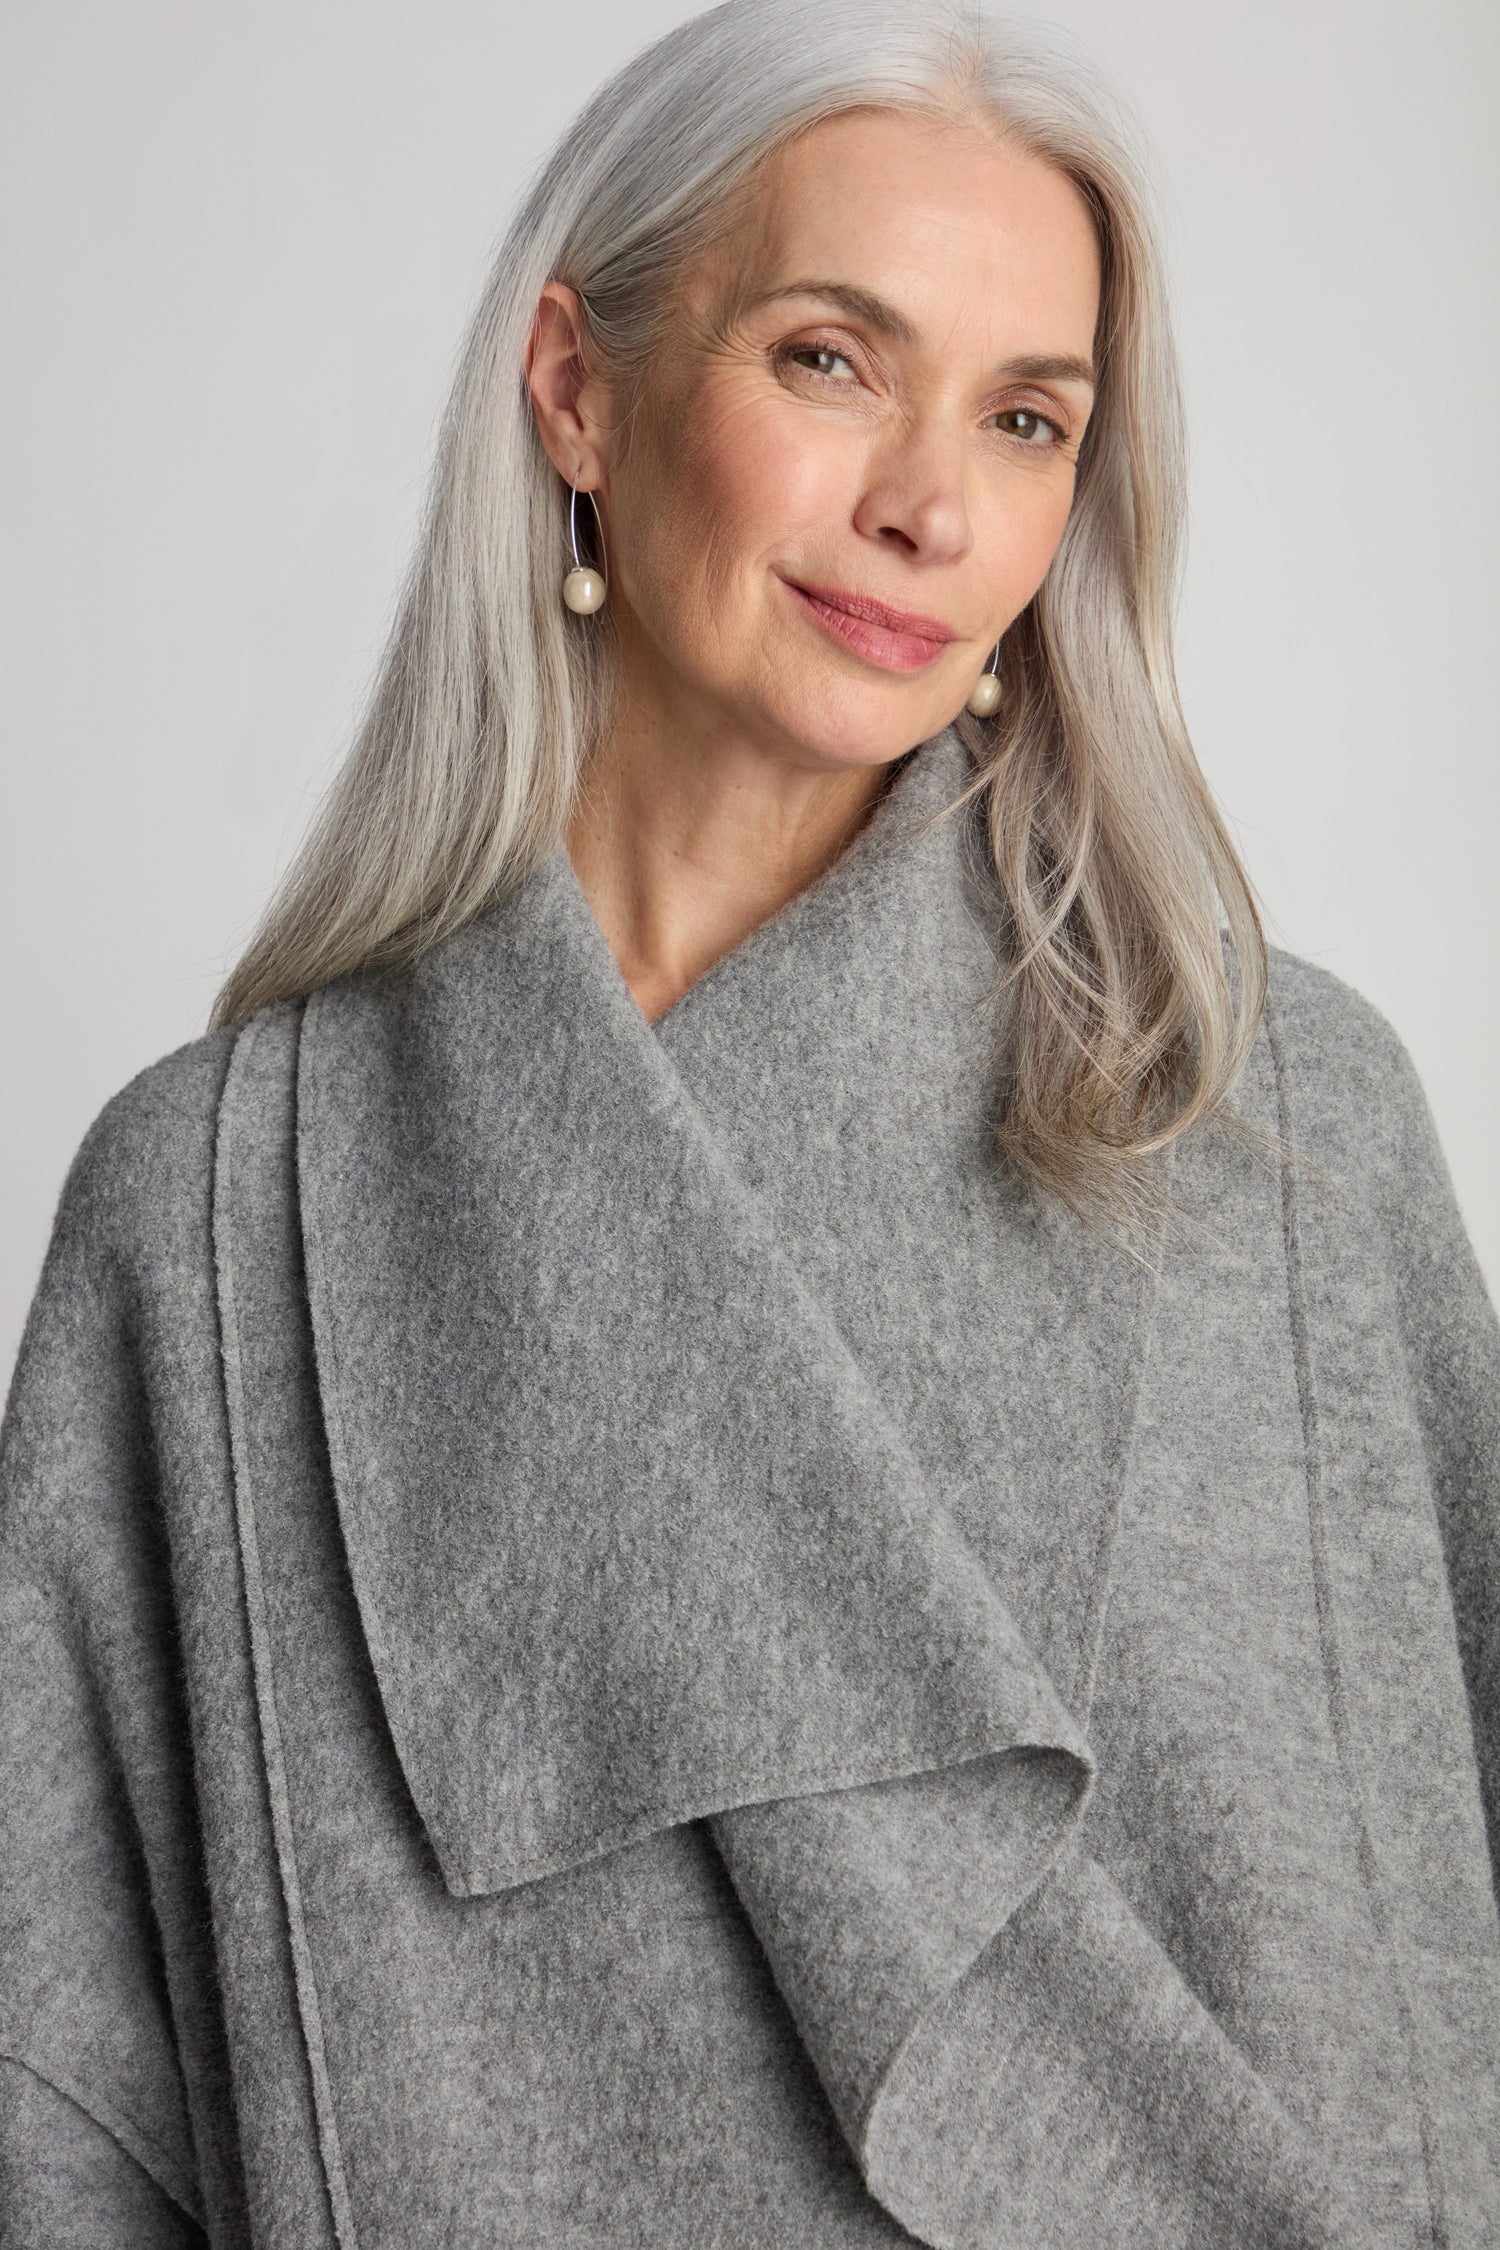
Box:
[2,736,1498,2248]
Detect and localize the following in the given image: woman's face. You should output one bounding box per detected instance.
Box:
[583,108,1102,774]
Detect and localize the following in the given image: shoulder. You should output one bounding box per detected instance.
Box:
[1263,945,1412,1078]
[2,1024,250,1582]
[1256,947,1458,1246]
[24,1007,310,1389]
[1256,953,1498,1415]
[49,1023,244,1278]
[1260,946,1430,1158]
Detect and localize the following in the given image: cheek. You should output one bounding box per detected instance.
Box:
[988,477,1077,611]
[618,385,848,624]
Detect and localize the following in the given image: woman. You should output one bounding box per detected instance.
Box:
[1,0,1496,2242]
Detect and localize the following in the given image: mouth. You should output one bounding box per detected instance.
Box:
[781,578,957,674]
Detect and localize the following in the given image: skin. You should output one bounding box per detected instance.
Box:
[525,106,1102,1021]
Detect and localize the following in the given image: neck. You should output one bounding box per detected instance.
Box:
[566,680,899,1024]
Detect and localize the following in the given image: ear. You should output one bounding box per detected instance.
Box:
[525,282,610,493]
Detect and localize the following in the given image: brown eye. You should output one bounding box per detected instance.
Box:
[782,343,857,380]
[992,406,1062,444]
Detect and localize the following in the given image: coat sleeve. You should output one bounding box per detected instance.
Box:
[1375,1029,1500,1881]
[0,1089,214,2246]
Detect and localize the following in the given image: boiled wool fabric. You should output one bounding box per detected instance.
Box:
[1,732,1496,2249]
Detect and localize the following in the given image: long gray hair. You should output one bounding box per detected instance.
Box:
[213,0,1265,1236]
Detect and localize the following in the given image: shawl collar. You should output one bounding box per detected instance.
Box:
[294,733,1093,1898]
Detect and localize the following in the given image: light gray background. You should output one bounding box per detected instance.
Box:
[2,0,1496,1385]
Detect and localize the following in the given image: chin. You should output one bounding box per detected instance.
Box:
[764,679,958,771]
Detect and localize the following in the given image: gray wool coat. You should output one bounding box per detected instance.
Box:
[2,733,1497,2250]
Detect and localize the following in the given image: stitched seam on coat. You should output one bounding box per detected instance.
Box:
[1266,986,1447,2250]
[1067,1209,1164,1727]
[0,2046,208,2228]
[214,1016,358,2249]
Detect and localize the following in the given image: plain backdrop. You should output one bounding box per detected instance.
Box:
[2,0,1496,1387]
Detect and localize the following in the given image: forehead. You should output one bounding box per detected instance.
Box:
[717,107,1101,351]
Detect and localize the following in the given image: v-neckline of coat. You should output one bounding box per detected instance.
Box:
[554,734,971,1043]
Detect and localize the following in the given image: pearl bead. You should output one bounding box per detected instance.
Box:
[965,670,1002,717]
[562,566,606,615]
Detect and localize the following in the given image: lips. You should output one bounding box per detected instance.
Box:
[783,578,957,674]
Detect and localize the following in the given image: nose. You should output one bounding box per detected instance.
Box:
[850,416,974,566]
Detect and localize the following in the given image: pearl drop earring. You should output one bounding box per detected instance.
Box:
[965,643,1002,718]
[561,474,607,614]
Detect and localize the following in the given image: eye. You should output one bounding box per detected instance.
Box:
[990,405,1065,445]
[778,341,859,382]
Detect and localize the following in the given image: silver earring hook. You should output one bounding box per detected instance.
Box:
[569,474,607,576]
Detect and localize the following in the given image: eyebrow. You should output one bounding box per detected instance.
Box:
[744,278,1097,390]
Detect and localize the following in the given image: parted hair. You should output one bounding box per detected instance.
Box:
[212,0,1266,1237]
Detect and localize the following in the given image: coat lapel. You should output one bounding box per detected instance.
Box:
[294,733,1093,1901]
